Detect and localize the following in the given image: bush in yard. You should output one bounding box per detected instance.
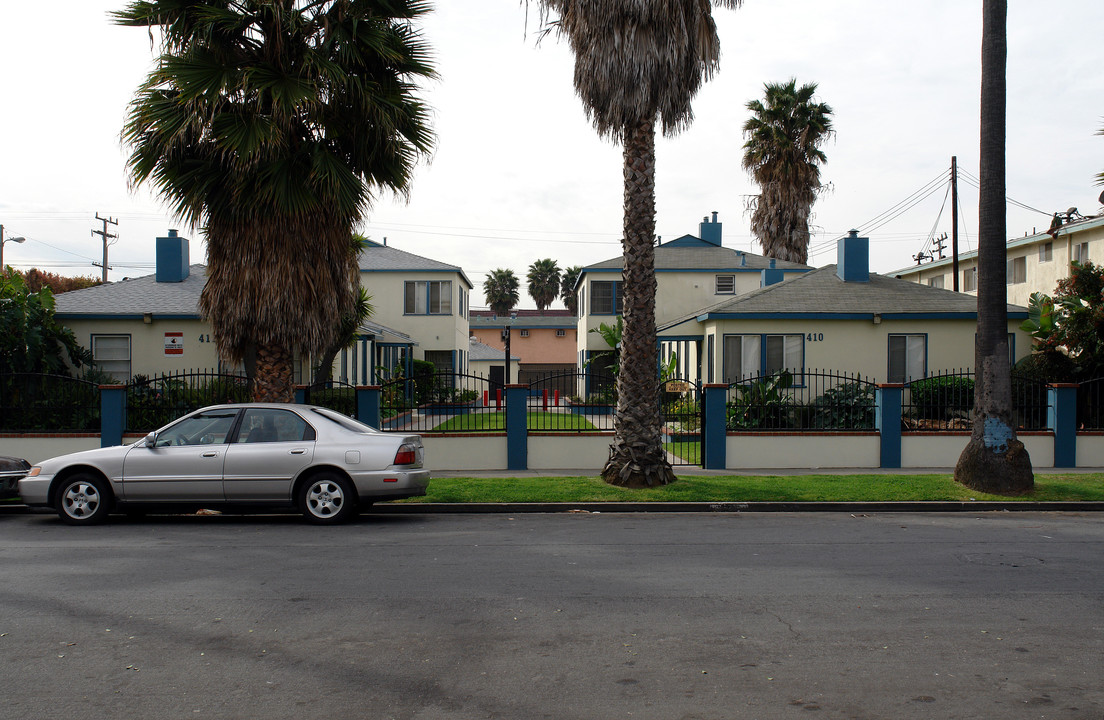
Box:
[909,376,974,420]
[810,381,876,429]
[726,372,794,430]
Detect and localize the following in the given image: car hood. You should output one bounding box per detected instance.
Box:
[36,443,136,471]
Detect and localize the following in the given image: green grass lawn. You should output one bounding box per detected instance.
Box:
[431,412,597,432]
[402,473,1104,504]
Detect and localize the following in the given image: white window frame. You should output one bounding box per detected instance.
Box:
[92,334,132,380]
[1073,242,1090,265]
[1007,256,1026,285]
[1039,242,1053,262]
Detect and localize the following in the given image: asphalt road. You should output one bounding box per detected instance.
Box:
[1,509,1102,720]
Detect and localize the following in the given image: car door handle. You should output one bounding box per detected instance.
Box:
[289,449,306,455]
[202,451,220,458]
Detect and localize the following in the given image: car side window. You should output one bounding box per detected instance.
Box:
[156,411,238,447]
[237,409,314,444]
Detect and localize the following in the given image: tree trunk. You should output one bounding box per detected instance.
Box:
[954,0,1033,494]
[252,342,296,403]
[601,120,676,488]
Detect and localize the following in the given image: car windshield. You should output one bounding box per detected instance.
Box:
[310,407,378,434]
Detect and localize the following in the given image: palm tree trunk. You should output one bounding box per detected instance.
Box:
[253,342,296,403]
[954,0,1033,494]
[601,120,676,488]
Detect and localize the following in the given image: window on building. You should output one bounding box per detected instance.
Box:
[927,275,944,289]
[1006,256,1026,284]
[1073,242,1090,265]
[888,334,926,384]
[715,274,735,294]
[404,280,452,315]
[520,329,530,338]
[963,267,977,292]
[555,329,566,337]
[590,280,623,315]
[1039,242,1053,262]
[423,350,453,375]
[92,334,131,380]
[707,335,715,383]
[722,334,803,383]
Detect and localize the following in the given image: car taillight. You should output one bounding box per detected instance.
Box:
[393,444,417,466]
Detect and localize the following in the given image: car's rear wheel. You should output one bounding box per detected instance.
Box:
[298,472,356,524]
[56,473,112,525]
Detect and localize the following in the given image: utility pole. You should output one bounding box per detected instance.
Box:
[951,156,960,291]
[91,213,118,282]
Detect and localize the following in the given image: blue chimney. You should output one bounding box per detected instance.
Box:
[837,230,869,283]
[156,229,190,283]
[761,259,784,287]
[699,211,722,246]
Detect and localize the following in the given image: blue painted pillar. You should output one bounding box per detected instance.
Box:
[876,384,904,469]
[99,384,126,448]
[702,384,728,470]
[505,384,528,470]
[357,385,381,428]
[1048,383,1078,468]
[294,385,307,404]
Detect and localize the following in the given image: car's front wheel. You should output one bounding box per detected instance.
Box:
[56,473,112,525]
[298,472,356,524]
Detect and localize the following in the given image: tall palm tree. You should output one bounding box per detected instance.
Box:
[527,258,561,311]
[560,265,582,315]
[536,0,742,488]
[954,0,1033,494]
[483,269,520,317]
[115,0,435,402]
[742,79,833,265]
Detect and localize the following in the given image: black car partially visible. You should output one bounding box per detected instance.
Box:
[0,456,31,500]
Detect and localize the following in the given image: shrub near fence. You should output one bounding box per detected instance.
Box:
[0,373,100,431]
[301,381,356,416]
[126,371,251,432]
[725,371,876,431]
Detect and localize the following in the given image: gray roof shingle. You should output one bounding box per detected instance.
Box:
[54,265,207,317]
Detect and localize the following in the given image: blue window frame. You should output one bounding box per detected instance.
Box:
[590,280,622,315]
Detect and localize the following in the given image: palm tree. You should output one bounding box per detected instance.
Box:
[312,235,375,384]
[560,265,582,315]
[483,269,520,317]
[114,0,435,402]
[742,79,833,265]
[536,0,742,488]
[527,258,561,311]
[954,0,1033,494]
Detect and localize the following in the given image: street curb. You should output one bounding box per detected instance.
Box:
[370,501,1104,514]
[5,501,1104,516]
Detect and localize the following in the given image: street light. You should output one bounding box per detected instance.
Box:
[0,224,26,271]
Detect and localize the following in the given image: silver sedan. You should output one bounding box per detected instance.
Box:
[20,404,430,525]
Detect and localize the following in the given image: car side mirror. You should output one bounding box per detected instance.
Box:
[145,432,158,448]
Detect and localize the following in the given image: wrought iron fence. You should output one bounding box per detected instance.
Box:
[0,373,101,431]
[1079,378,1104,430]
[301,381,357,416]
[527,371,615,432]
[380,372,499,433]
[126,370,251,432]
[725,370,877,431]
[902,370,1049,431]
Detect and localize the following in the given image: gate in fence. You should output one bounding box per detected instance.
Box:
[660,378,703,467]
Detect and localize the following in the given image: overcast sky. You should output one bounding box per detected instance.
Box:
[1,1,1102,309]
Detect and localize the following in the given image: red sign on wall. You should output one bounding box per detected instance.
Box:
[164,332,184,355]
